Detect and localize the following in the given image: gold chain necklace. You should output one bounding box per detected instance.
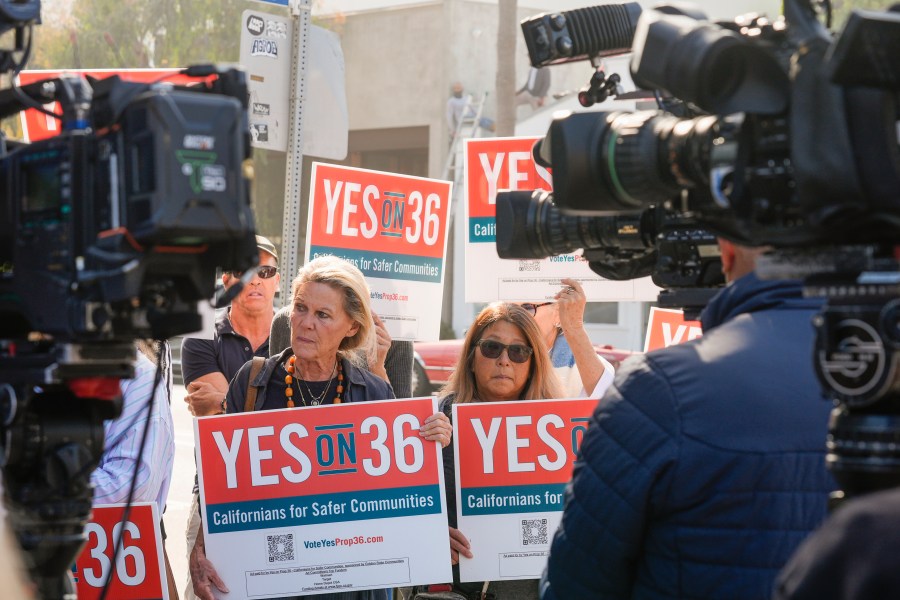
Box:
[285,355,345,407]
[301,361,336,406]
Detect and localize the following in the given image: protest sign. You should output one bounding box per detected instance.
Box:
[643,306,703,352]
[306,163,452,341]
[463,136,660,303]
[73,503,168,600]
[196,397,452,597]
[452,398,596,582]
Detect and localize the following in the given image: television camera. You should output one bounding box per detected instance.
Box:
[502,2,728,316]
[0,0,259,596]
[507,0,900,503]
[496,189,723,319]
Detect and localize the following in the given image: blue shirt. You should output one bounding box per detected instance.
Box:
[92,350,175,512]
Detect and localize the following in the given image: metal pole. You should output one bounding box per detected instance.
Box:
[279,0,313,308]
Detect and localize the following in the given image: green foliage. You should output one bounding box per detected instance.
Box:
[31,0,268,70]
[30,0,338,70]
[830,0,895,30]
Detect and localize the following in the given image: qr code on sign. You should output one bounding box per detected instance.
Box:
[521,518,548,546]
[266,533,294,563]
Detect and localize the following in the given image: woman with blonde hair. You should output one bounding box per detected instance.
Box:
[190,255,451,600]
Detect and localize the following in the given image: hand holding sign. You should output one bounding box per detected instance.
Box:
[189,534,228,600]
[420,412,452,448]
[449,526,473,566]
[555,278,587,333]
[367,313,392,381]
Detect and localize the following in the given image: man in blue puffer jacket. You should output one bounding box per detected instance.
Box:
[541,240,836,600]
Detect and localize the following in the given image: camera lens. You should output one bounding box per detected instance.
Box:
[495,189,649,259]
[544,110,721,214]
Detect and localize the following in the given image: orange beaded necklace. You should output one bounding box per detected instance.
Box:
[284,355,344,407]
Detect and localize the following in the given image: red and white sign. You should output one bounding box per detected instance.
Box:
[463,137,659,303]
[195,398,451,597]
[452,398,596,582]
[73,503,168,600]
[643,307,703,352]
[16,69,205,142]
[305,162,452,341]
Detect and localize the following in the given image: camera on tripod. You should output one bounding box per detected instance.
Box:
[0,0,260,595]
[507,0,900,501]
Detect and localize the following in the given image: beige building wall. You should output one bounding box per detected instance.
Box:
[323,0,587,179]
[310,0,784,346]
[315,1,654,343]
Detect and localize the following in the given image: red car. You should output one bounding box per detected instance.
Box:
[411,339,637,397]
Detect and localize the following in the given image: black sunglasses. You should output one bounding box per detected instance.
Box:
[229,265,278,279]
[476,339,534,363]
[521,301,554,316]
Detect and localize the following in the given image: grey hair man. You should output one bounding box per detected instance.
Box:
[542,240,836,600]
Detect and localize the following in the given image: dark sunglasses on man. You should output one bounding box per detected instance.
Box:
[475,339,534,363]
[228,265,278,279]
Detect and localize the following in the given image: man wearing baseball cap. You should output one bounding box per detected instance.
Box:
[180,234,280,599]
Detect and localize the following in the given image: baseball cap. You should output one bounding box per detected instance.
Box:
[256,235,278,262]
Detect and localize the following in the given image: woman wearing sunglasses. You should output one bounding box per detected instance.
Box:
[427,302,565,600]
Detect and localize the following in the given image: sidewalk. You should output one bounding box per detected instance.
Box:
[164,384,195,596]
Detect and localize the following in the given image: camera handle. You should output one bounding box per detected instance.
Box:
[811,294,900,507]
[577,67,622,108]
[0,74,92,127]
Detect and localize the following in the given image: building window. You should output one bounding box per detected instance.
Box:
[583,302,618,325]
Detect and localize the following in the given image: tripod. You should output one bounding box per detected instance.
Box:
[0,341,131,599]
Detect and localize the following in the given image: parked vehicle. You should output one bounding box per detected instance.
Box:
[412,339,637,397]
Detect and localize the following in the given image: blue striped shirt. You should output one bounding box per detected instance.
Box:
[91,350,176,512]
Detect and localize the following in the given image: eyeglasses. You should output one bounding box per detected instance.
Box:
[229,265,278,279]
[521,301,554,316]
[476,339,533,363]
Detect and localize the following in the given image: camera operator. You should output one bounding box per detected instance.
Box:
[540,239,836,600]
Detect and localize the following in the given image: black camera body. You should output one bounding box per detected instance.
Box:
[0,2,261,595]
[520,2,900,249]
[1,73,259,343]
[512,0,900,502]
[496,190,722,317]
